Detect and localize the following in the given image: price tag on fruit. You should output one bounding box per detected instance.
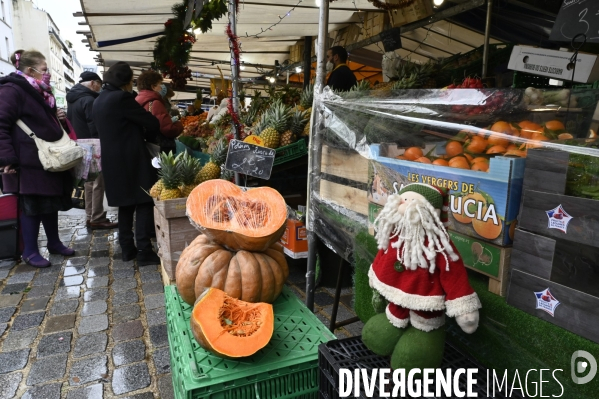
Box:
[224,139,276,180]
[244,135,265,146]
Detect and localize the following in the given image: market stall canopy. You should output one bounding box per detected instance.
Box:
[78,0,560,92]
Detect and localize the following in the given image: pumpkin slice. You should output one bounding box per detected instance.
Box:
[186,180,288,251]
[176,234,288,305]
[191,288,274,358]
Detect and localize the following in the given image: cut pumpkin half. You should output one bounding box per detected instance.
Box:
[191,288,274,358]
[186,180,288,252]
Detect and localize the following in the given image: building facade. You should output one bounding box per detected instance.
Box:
[12,0,72,106]
[0,0,16,77]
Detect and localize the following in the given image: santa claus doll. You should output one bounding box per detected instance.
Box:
[362,183,481,370]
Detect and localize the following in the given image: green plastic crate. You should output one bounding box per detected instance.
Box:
[274,139,308,166]
[165,285,336,399]
[175,139,211,165]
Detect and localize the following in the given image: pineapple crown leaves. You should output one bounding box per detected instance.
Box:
[158,151,183,189]
[210,138,229,165]
[291,109,309,136]
[178,152,202,185]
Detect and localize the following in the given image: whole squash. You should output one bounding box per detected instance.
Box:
[186,179,288,252]
[191,287,274,358]
[176,234,289,305]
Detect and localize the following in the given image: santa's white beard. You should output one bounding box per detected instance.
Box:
[374,196,458,273]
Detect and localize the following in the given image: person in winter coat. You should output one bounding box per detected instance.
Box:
[0,49,75,268]
[135,70,183,154]
[93,62,162,266]
[66,71,117,230]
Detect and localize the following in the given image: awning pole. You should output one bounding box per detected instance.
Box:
[228,0,242,186]
[303,36,312,88]
[482,0,492,78]
[305,0,329,312]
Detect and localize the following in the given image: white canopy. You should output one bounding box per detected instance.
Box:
[79,0,500,91]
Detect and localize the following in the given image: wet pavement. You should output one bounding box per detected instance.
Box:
[0,208,361,398]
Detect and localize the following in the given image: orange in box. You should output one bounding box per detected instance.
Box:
[280,219,308,259]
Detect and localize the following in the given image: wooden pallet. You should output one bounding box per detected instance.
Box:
[319,145,369,217]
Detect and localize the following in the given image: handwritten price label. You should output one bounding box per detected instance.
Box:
[224,140,276,180]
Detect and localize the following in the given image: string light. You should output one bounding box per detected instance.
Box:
[245,0,303,38]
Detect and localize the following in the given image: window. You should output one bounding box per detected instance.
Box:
[5,37,9,60]
[1,1,5,21]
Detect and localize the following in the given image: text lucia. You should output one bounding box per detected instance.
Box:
[338,368,565,398]
[397,176,500,226]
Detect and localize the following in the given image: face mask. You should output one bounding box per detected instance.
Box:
[159,84,167,97]
[326,61,334,72]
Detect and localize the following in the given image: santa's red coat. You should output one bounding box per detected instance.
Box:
[369,237,481,318]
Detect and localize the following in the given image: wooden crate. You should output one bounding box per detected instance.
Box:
[154,198,187,219]
[388,0,433,27]
[289,42,304,64]
[507,267,599,344]
[507,147,599,342]
[153,206,200,281]
[161,259,176,286]
[519,148,599,248]
[319,145,369,217]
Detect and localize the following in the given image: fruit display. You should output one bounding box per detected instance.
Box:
[149,146,229,201]
[176,234,288,306]
[186,179,288,252]
[190,287,274,358]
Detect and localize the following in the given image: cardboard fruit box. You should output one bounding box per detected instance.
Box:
[368,144,526,246]
[280,218,308,259]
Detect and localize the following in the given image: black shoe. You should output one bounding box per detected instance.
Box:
[137,249,160,266]
[121,246,138,262]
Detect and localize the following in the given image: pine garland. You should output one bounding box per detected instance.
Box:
[152,0,228,85]
[226,23,243,135]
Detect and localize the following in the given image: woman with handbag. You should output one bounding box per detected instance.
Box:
[0,50,76,268]
[135,70,183,154]
[93,62,162,265]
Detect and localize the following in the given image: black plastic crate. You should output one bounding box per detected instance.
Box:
[318,336,525,399]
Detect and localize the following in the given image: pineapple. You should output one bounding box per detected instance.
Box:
[158,152,183,200]
[149,179,163,199]
[178,153,202,197]
[280,131,295,147]
[220,168,234,181]
[301,122,310,137]
[291,109,309,137]
[299,83,313,111]
[259,102,290,149]
[196,139,228,183]
[260,127,280,149]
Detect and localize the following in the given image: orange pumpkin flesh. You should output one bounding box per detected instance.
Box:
[176,235,289,306]
[191,288,274,358]
[186,180,288,252]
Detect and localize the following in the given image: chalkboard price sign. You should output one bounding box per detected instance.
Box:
[224,140,276,180]
[380,28,403,52]
[550,0,599,44]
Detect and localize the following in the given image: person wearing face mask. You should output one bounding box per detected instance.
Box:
[0,49,76,268]
[135,70,184,154]
[66,71,117,230]
[93,62,162,265]
[326,46,357,92]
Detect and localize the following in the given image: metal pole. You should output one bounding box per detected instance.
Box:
[482,0,493,78]
[303,36,312,88]
[228,0,242,186]
[305,0,329,312]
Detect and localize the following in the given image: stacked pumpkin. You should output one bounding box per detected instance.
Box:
[176,179,289,358]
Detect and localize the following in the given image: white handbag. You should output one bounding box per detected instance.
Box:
[17,119,85,172]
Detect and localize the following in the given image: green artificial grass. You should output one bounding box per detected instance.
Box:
[351,232,599,398]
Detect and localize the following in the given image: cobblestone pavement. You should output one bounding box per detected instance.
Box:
[0,210,361,398]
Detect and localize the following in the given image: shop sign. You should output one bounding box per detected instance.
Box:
[545,204,573,233]
[534,288,561,317]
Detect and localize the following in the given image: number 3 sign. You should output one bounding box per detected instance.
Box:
[550,0,599,44]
